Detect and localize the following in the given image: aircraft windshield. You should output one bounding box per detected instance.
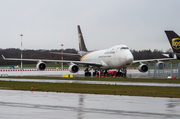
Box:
[121,47,129,49]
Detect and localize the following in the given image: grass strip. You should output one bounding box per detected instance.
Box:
[2,76,180,84]
[0,80,180,98]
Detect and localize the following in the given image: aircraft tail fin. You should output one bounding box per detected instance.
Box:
[78,25,88,52]
[165,31,180,53]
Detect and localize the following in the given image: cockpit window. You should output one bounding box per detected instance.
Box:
[121,47,129,49]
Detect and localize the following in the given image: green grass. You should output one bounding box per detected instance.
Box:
[0,80,180,98]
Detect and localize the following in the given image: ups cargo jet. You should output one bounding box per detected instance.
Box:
[2,26,175,77]
[163,30,180,59]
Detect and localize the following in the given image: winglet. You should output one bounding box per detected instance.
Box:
[1,55,5,60]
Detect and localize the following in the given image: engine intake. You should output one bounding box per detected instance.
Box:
[36,61,46,71]
[68,64,79,73]
[138,63,148,73]
[156,62,165,69]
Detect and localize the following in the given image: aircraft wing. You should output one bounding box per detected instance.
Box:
[50,52,80,57]
[1,55,102,66]
[133,57,176,64]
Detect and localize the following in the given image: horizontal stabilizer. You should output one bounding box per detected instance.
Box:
[162,53,177,59]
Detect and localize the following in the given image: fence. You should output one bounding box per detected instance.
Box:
[148,62,179,78]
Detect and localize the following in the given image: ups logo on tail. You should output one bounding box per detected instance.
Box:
[172,38,180,50]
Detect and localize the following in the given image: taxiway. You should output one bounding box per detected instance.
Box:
[0,69,148,78]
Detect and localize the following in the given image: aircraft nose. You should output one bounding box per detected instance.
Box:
[126,54,133,64]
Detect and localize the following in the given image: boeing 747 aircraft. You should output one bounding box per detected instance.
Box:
[2,26,175,77]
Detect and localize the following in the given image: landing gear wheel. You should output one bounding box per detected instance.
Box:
[85,72,91,77]
[117,71,121,77]
[93,71,99,77]
[104,70,108,77]
[100,71,104,77]
[84,67,91,77]
[122,68,127,78]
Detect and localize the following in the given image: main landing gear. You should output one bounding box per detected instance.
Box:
[93,70,99,77]
[84,68,127,78]
[117,68,127,78]
[84,67,91,77]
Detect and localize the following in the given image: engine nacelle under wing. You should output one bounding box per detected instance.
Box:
[36,61,46,71]
[68,64,79,73]
[138,63,148,73]
[156,61,165,69]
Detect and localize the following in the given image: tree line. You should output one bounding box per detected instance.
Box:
[131,49,168,60]
[0,48,78,66]
[0,48,169,66]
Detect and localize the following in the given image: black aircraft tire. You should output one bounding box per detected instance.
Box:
[88,72,91,77]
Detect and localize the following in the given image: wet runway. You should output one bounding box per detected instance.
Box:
[1,78,180,87]
[0,90,180,119]
[0,69,148,78]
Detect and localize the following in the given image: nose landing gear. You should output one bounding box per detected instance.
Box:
[117,68,127,78]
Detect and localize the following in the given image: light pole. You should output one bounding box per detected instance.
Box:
[20,34,23,76]
[61,44,63,70]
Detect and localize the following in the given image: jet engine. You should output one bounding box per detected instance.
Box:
[156,61,165,69]
[36,61,46,71]
[68,63,79,73]
[138,63,148,73]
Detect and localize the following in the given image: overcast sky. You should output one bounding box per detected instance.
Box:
[0,0,180,51]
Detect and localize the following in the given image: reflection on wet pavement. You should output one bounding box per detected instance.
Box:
[0,90,180,119]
